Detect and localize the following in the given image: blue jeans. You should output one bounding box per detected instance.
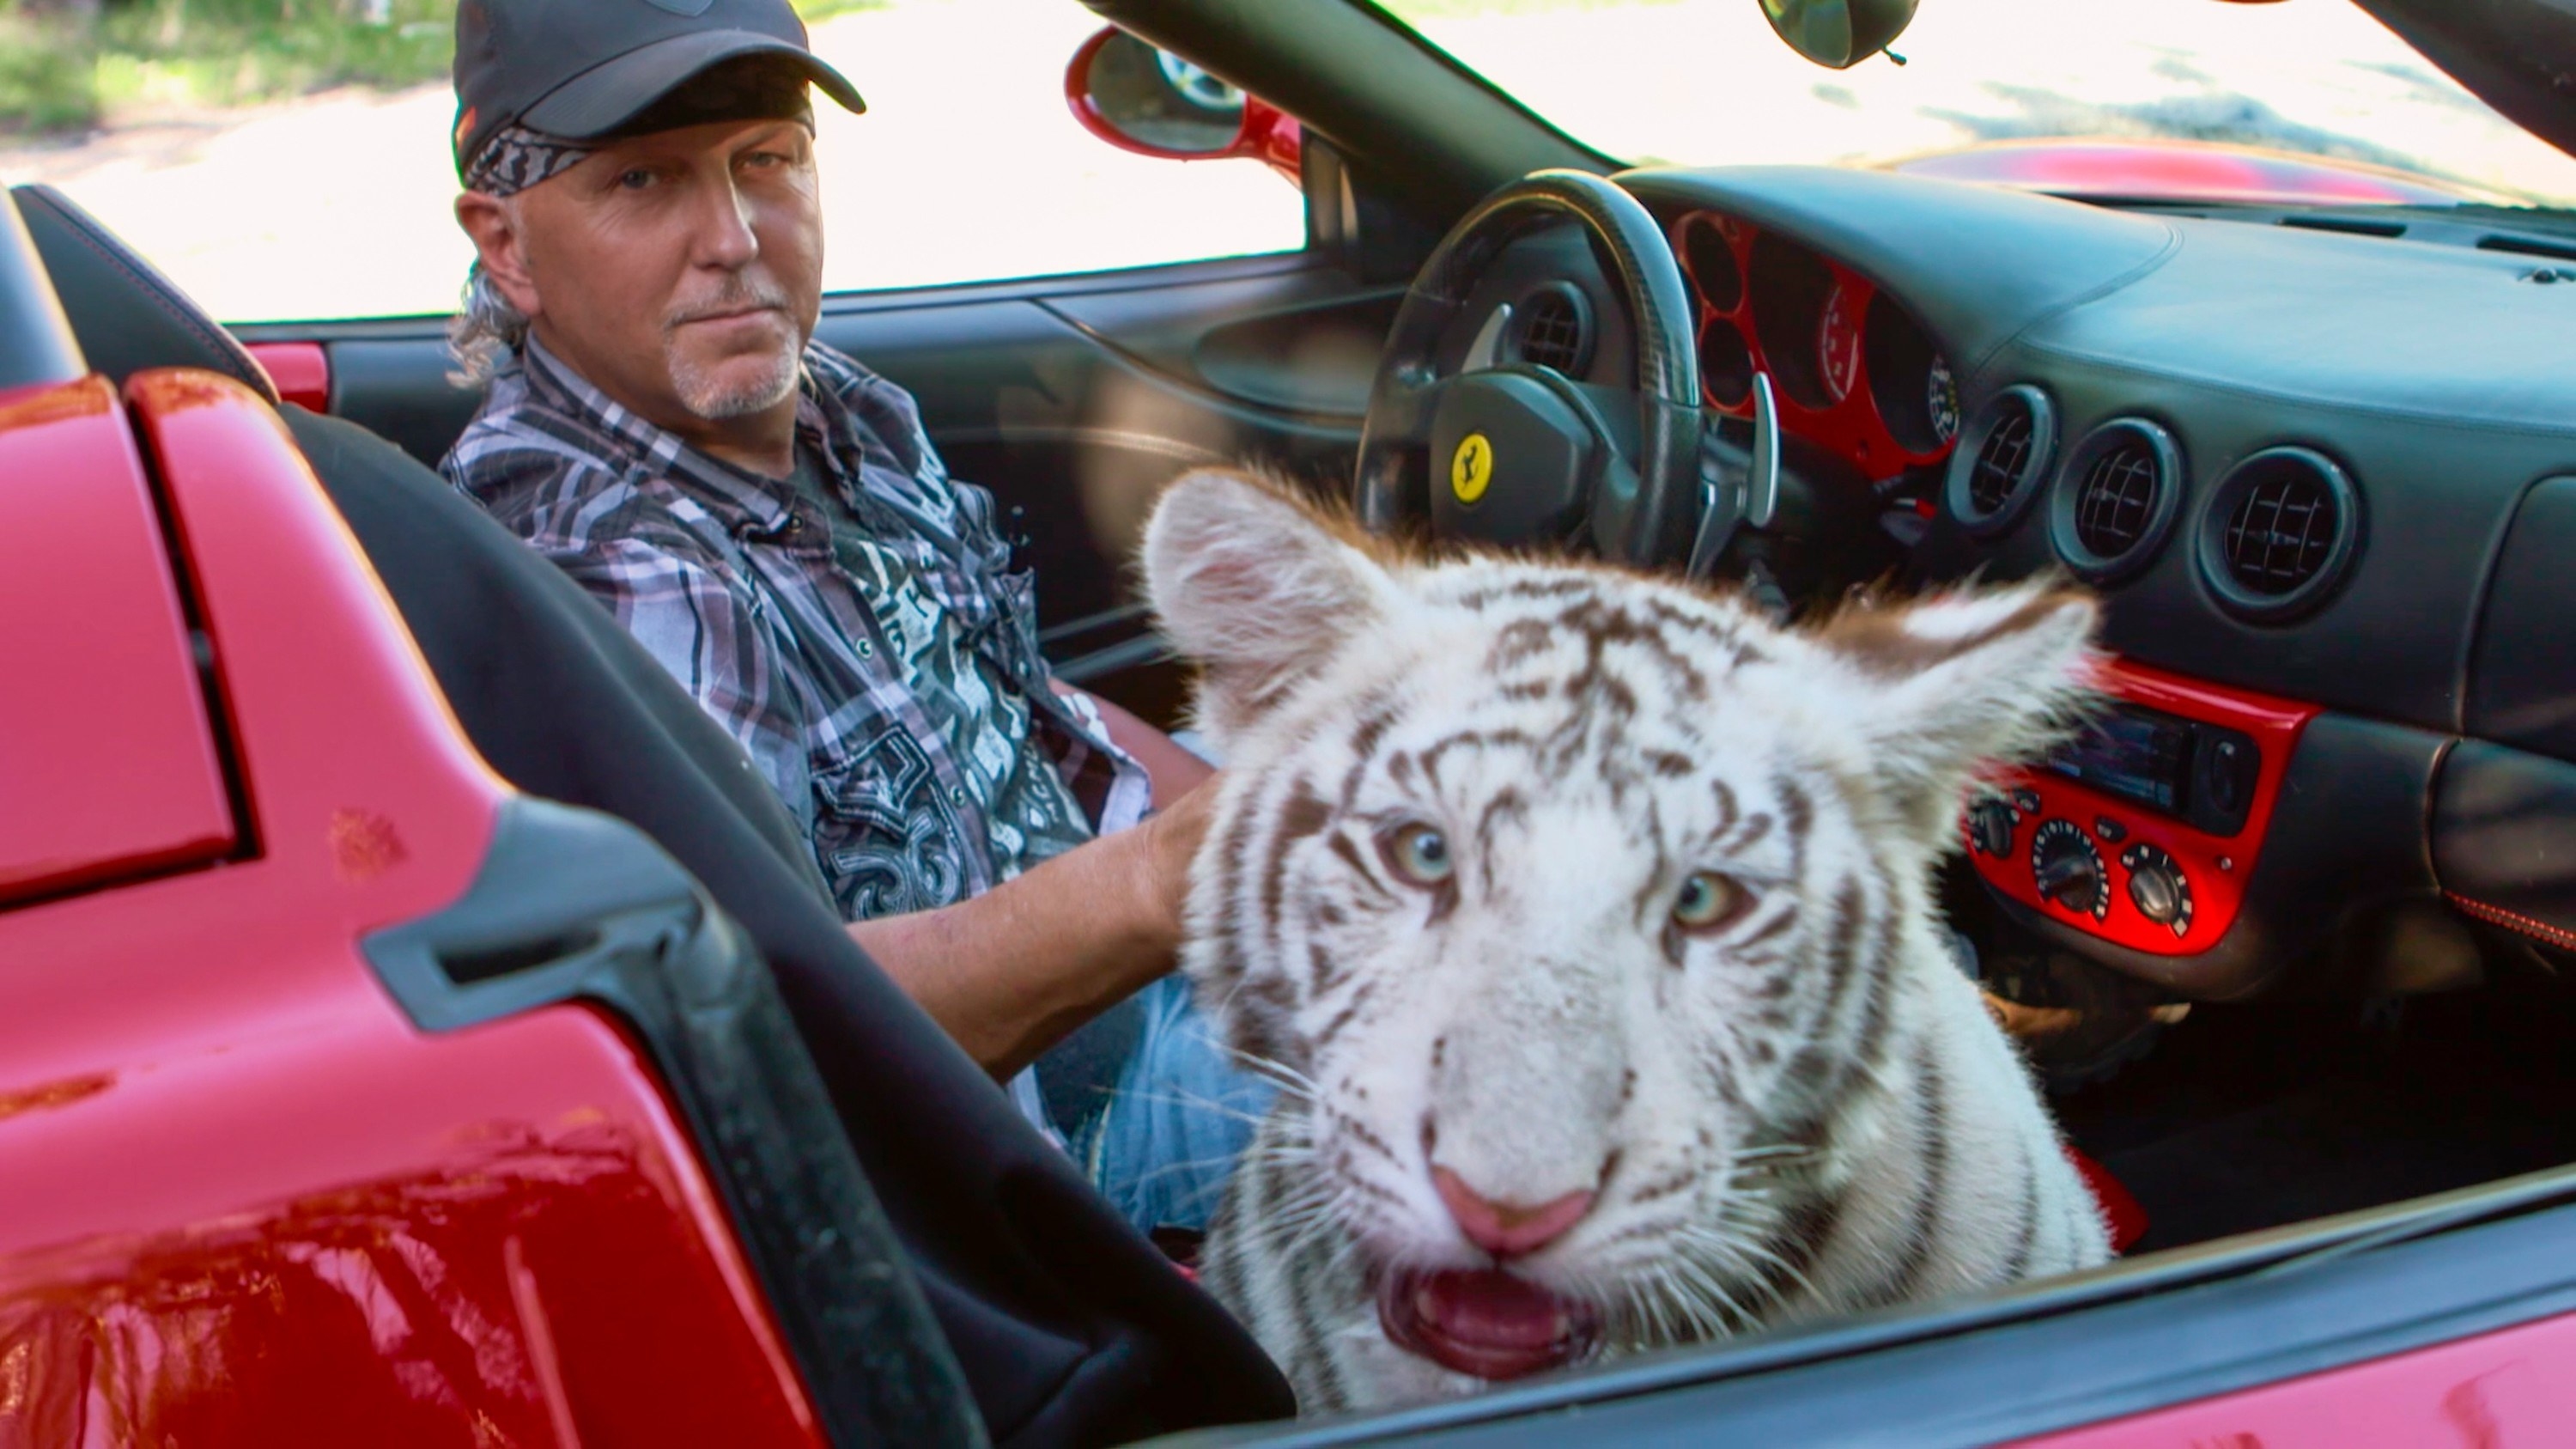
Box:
[1066,975,1278,1234]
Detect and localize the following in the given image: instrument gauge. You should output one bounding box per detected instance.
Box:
[1927,355,1959,446]
[1819,283,1863,402]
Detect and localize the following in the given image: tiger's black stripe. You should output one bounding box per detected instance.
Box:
[1996,1122,2042,1280]
[1875,1038,1949,1306]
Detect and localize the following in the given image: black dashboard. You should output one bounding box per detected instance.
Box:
[1622,163,2576,734]
[1467,165,2576,996]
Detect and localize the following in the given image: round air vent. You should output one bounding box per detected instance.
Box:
[2196,447,2361,622]
[1511,283,1595,377]
[1942,385,2056,536]
[2048,418,2184,583]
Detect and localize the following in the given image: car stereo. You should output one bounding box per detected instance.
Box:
[2044,702,2261,838]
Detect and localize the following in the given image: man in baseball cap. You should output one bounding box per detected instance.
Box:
[440,1,1265,1241]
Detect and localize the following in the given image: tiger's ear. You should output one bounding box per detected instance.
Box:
[1144,469,1401,741]
[1807,579,2101,838]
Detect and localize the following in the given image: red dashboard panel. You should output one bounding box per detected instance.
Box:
[1671,210,1959,485]
[1965,657,2318,957]
[0,376,236,906]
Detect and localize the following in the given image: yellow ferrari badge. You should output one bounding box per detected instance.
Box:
[1449,432,1494,505]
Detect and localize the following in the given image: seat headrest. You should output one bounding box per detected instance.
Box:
[9,183,279,406]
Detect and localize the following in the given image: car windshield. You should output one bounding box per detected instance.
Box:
[1373,0,2576,207]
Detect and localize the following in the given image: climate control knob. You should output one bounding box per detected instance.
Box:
[1969,797,2017,858]
[2121,843,2193,937]
[2030,819,2108,920]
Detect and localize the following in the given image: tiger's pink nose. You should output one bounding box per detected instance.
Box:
[1431,1166,1597,1257]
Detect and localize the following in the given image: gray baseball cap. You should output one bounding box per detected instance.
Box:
[453,0,866,180]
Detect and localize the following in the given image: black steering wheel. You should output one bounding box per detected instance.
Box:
[1353,170,1702,566]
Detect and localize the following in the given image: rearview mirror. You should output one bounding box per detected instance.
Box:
[1759,0,1919,69]
[1066,27,1302,181]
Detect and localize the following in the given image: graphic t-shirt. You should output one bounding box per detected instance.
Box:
[782,444,1094,885]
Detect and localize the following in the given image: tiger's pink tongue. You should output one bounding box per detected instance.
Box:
[1378,1268,1602,1381]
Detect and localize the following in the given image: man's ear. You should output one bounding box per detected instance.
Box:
[453,192,541,321]
[1806,578,2101,839]
[1143,469,1400,743]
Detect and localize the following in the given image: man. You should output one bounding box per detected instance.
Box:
[439,0,1261,1233]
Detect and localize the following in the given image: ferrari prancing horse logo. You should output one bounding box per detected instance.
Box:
[1450,432,1494,505]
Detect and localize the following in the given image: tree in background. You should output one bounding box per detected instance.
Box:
[3,0,459,135]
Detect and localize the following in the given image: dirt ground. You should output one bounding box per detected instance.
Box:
[4,0,2573,326]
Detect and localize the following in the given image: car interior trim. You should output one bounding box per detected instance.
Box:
[2467,476,2576,761]
[2446,892,2576,953]
[2431,738,2576,954]
[244,340,332,415]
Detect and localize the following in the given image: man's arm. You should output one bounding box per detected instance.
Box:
[550,522,1218,1078]
[850,780,1214,1080]
[859,688,1212,1078]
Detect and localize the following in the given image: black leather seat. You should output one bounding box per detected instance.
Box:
[12,183,281,404]
[12,181,1291,1446]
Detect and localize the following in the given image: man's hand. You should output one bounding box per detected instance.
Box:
[1131,776,1218,945]
[851,776,1222,1081]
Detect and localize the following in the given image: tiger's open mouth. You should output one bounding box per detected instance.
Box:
[1376,1266,1604,1382]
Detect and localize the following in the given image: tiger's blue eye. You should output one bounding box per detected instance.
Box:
[1673,871,1748,932]
[1381,824,1454,886]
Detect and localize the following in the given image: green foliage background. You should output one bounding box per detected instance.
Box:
[0,0,878,135]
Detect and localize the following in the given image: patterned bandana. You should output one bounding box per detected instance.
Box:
[464,125,595,198]
[459,59,817,198]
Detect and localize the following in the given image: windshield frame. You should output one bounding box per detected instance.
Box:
[1349,0,2576,210]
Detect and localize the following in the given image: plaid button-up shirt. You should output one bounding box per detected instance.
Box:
[442,336,1150,921]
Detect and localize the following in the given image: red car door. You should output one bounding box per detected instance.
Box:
[0,368,938,1446]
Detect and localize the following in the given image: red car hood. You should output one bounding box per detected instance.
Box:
[1887,137,2501,208]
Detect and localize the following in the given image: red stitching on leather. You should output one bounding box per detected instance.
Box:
[2445,892,2576,951]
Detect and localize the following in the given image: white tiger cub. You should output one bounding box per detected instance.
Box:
[1140,468,2114,1413]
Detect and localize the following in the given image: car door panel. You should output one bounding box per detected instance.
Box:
[1033,265,1401,418]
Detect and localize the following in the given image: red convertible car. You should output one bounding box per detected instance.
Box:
[4,0,2576,1443]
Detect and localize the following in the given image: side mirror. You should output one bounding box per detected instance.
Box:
[1065,27,1302,183]
[1759,0,1919,69]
